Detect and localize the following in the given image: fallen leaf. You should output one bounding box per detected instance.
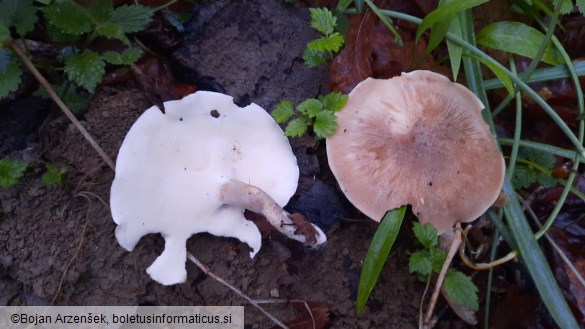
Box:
[271,301,332,329]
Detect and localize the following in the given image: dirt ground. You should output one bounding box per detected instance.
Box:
[0,1,452,328]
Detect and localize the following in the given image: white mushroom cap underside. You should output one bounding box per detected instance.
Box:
[326,71,505,234]
[110,91,299,284]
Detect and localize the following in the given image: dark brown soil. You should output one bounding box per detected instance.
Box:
[1,1,431,328]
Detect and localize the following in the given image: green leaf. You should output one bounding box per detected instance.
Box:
[467,53,515,96]
[443,270,479,311]
[33,83,90,114]
[357,206,406,315]
[313,110,338,139]
[43,1,92,35]
[297,98,323,117]
[309,7,336,35]
[42,163,66,185]
[307,33,344,52]
[319,92,348,112]
[95,22,128,44]
[45,22,80,43]
[537,172,557,188]
[64,50,105,92]
[0,0,38,36]
[0,21,8,44]
[284,117,309,138]
[0,56,22,99]
[408,250,432,276]
[416,0,488,42]
[302,47,327,68]
[271,100,295,123]
[511,165,537,189]
[446,15,463,81]
[90,0,113,24]
[429,247,447,273]
[519,146,556,168]
[101,47,142,65]
[578,0,585,14]
[477,22,563,65]
[412,222,438,248]
[0,158,27,187]
[554,0,575,14]
[111,4,153,33]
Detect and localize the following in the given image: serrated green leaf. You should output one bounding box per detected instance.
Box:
[413,222,438,248]
[429,247,447,273]
[271,100,295,123]
[313,110,338,139]
[42,163,66,185]
[443,270,479,311]
[519,146,556,168]
[477,21,562,65]
[284,117,309,137]
[554,0,575,14]
[409,250,432,275]
[578,0,585,13]
[111,4,153,33]
[0,59,22,99]
[102,47,142,65]
[45,22,80,43]
[302,47,327,68]
[90,0,113,23]
[307,33,344,52]
[537,172,557,188]
[297,98,322,117]
[65,50,105,92]
[0,158,27,187]
[0,0,38,36]
[319,92,348,112]
[511,165,538,189]
[357,206,406,315]
[43,1,92,35]
[95,22,129,44]
[309,7,336,35]
[416,0,488,42]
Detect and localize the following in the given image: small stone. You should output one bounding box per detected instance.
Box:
[270,288,279,298]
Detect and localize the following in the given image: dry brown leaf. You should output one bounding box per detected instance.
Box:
[271,301,332,329]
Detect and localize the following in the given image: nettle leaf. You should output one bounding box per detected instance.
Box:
[284,117,309,137]
[443,270,479,311]
[45,22,80,43]
[0,57,22,99]
[271,100,295,123]
[43,1,92,35]
[297,98,323,117]
[0,0,38,36]
[578,0,585,14]
[309,7,336,35]
[477,21,563,65]
[42,163,66,185]
[65,50,105,92]
[554,0,576,14]
[111,4,153,33]
[413,222,438,249]
[95,22,128,44]
[319,92,348,112]
[512,165,537,190]
[307,33,344,52]
[409,250,432,275]
[0,158,27,187]
[90,0,113,24]
[102,48,142,65]
[429,247,447,273]
[313,110,338,139]
[302,48,327,68]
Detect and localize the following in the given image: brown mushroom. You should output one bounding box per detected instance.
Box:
[326,70,505,234]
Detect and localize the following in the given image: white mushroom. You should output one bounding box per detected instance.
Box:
[110,91,326,285]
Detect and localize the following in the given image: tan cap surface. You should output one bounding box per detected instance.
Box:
[326,70,505,234]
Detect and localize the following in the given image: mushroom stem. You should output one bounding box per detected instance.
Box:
[220,179,327,247]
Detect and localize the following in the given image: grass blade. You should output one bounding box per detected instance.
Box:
[356,206,406,315]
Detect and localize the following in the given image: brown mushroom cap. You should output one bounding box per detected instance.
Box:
[326,70,505,234]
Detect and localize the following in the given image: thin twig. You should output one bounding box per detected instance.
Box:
[423,224,462,328]
[186,252,288,329]
[6,38,116,171]
[458,225,518,270]
[253,299,317,329]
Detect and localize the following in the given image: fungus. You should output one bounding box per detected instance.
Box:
[326,70,505,234]
[110,91,326,285]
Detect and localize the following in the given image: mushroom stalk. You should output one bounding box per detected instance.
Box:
[220,179,326,247]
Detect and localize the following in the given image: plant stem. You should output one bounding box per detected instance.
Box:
[7,38,116,171]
